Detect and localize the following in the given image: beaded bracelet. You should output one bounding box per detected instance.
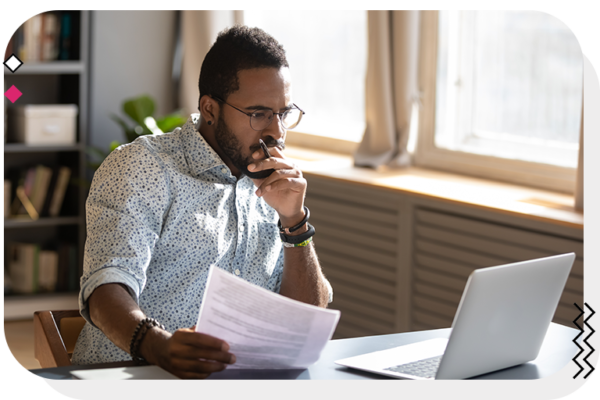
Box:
[129,317,165,365]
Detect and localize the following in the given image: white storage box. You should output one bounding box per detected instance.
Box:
[8,104,78,145]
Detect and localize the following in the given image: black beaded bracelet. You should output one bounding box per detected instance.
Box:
[129,317,165,365]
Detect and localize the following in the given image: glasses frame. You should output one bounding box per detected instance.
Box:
[212,96,305,131]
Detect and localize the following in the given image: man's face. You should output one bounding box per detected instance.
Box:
[213,67,292,179]
[214,111,274,179]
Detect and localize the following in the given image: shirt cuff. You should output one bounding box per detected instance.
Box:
[79,266,140,328]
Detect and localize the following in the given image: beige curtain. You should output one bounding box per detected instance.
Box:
[179,11,238,116]
[354,11,421,168]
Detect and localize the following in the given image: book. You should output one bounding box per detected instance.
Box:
[13,165,50,216]
[8,242,40,294]
[58,12,71,60]
[7,12,62,63]
[41,13,60,61]
[38,250,59,292]
[48,166,71,217]
[7,165,68,218]
[30,165,53,214]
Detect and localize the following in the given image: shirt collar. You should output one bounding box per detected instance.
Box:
[180,114,228,178]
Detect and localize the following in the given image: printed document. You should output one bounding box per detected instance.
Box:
[195,266,340,369]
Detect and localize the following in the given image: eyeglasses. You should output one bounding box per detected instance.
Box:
[213,96,305,131]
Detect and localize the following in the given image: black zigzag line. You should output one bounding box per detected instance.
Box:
[573,303,585,379]
[583,303,596,379]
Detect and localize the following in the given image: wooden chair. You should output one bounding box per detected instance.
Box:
[33,309,86,368]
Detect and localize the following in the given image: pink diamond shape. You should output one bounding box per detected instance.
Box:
[4,85,22,103]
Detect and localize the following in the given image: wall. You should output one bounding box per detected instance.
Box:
[88,11,177,153]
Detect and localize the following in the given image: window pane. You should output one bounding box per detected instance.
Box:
[243,10,367,142]
[435,11,582,168]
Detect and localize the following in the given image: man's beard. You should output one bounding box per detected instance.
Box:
[214,113,277,179]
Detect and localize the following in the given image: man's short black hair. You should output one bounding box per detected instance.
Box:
[199,25,289,103]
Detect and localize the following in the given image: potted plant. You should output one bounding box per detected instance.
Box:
[87,95,188,170]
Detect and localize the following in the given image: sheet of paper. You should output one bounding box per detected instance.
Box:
[195,266,340,369]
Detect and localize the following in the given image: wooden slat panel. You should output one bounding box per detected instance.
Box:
[333,321,371,339]
[316,237,397,268]
[572,260,583,277]
[318,251,396,281]
[316,224,397,254]
[416,209,583,256]
[324,266,396,297]
[413,268,467,293]
[555,303,581,325]
[414,282,462,305]
[331,307,394,334]
[329,279,396,313]
[416,240,507,268]
[311,214,397,238]
[417,225,553,262]
[565,275,583,293]
[412,295,458,319]
[413,309,453,329]
[413,207,584,332]
[307,177,400,211]
[306,198,398,227]
[415,253,475,280]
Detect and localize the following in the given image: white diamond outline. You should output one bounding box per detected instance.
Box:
[3,53,23,73]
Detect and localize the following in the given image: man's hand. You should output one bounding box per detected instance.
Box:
[89,283,236,379]
[149,326,236,379]
[248,146,306,228]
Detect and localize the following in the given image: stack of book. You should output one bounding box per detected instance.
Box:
[5,165,71,220]
[6,242,79,294]
[4,11,73,62]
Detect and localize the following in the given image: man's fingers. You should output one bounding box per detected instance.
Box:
[255,169,303,196]
[248,156,295,173]
[171,345,236,364]
[174,329,229,351]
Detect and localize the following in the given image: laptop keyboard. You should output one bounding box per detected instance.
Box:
[384,355,443,379]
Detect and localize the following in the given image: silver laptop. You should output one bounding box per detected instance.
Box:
[335,253,575,380]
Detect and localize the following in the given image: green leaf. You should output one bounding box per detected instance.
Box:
[110,114,132,133]
[109,141,122,152]
[125,128,138,143]
[123,95,155,125]
[156,112,188,132]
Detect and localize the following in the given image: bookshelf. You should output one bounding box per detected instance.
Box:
[4,11,89,320]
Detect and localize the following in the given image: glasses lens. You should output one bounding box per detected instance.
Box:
[282,108,302,130]
[250,110,274,131]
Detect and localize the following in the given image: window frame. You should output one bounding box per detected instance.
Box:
[239,10,365,156]
[413,11,579,194]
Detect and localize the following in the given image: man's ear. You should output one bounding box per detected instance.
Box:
[199,95,219,124]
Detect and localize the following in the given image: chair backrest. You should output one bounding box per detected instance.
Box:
[33,310,86,368]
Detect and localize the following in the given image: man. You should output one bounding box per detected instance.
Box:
[71,26,332,379]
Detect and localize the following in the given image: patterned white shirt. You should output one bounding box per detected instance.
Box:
[72,114,288,364]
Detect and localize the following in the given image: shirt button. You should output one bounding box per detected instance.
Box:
[239,225,244,232]
[234,269,241,276]
[221,167,227,174]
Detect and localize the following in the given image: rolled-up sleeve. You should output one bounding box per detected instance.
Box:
[79,143,170,326]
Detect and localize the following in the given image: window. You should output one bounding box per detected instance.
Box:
[243,11,367,144]
[416,11,583,192]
